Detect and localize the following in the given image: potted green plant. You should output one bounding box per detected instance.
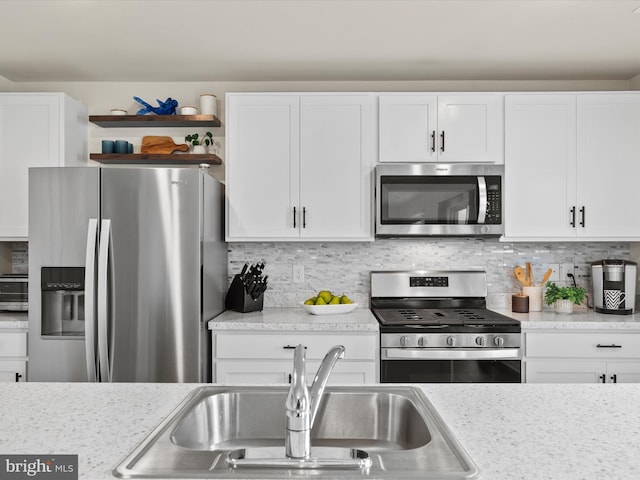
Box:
[185,132,213,154]
[544,281,586,314]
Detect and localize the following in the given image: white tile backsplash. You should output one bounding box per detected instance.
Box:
[228,239,630,308]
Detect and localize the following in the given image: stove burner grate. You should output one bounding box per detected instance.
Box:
[374,308,519,327]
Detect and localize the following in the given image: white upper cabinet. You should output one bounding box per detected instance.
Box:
[378,94,503,164]
[0,93,87,239]
[226,93,375,241]
[576,94,640,238]
[505,92,640,241]
[226,94,300,240]
[379,95,438,162]
[505,95,577,238]
[299,95,374,239]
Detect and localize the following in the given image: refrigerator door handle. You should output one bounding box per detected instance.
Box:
[97,219,113,382]
[84,219,99,382]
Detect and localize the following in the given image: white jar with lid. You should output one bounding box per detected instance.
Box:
[199,94,217,116]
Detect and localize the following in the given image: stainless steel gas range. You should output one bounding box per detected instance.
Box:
[371,270,522,383]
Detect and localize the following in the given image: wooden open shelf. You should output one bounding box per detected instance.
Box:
[89,114,221,128]
[90,153,222,165]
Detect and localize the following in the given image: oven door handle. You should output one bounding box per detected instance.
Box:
[477,176,488,224]
[382,348,521,360]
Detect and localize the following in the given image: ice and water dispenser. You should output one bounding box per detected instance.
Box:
[40,267,85,336]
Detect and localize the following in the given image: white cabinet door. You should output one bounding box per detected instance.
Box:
[505,95,577,238]
[378,94,503,164]
[0,95,59,238]
[606,362,640,383]
[0,93,87,239]
[577,94,640,238]
[0,361,26,382]
[526,360,606,383]
[300,95,374,240]
[379,95,438,163]
[226,94,300,240]
[437,95,503,163]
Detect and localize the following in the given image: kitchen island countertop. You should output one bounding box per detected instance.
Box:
[209,307,379,332]
[1,382,639,480]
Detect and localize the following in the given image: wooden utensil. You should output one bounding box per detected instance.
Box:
[514,266,529,286]
[141,136,189,154]
[540,268,553,286]
[526,262,534,286]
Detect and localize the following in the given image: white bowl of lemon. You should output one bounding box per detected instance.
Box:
[301,290,358,315]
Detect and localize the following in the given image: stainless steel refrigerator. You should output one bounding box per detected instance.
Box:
[28,166,226,382]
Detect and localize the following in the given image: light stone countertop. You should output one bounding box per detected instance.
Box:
[0,312,28,330]
[209,307,379,332]
[1,382,639,480]
[494,308,640,330]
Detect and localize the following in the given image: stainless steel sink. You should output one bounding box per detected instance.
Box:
[113,385,478,479]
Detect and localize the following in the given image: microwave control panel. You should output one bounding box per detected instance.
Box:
[485,176,502,225]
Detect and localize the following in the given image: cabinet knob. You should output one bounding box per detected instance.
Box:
[15,373,23,382]
[611,374,618,384]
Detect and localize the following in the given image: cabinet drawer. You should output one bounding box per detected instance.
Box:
[526,332,640,359]
[0,332,27,358]
[215,332,377,360]
[215,360,376,385]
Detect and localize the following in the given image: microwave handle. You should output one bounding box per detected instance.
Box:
[477,176,487,224]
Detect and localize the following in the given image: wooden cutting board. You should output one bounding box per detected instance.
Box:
[140,136,189,154]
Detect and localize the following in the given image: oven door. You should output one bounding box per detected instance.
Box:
[375,163,503,236]
[380,348,522,383]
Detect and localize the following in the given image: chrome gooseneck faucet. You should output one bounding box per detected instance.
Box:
[285,344,345,460]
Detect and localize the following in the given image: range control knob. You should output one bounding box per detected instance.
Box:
[418,336,427,347]
[475,336,485,346]
[446,336,456,347]
[493,336,505,347]
[400,336,408,347]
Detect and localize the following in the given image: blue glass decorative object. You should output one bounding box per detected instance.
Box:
[133,96,179,116]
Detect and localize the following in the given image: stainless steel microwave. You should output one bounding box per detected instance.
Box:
[375,164,504,237]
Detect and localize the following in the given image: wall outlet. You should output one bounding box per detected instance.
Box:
[293,264,304,283]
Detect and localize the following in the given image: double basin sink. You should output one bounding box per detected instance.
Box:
[114,385,478,479]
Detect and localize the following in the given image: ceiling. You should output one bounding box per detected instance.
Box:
[1,0,640,83]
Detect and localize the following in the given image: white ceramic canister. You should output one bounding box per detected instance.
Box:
[199,94,217,116]
[180,106,198,115]
[522,286,543,312]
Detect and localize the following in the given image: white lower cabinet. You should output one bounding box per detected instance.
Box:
[0,332,27,382]
[212,331,378,384]
[525,331,640,383]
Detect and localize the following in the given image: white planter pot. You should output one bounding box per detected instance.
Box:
[192,145,206,154]
[554,299,574,314]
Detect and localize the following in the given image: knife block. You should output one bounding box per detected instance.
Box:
[225,275,264,313]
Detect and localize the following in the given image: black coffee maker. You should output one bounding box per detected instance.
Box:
[591,260,637,315]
